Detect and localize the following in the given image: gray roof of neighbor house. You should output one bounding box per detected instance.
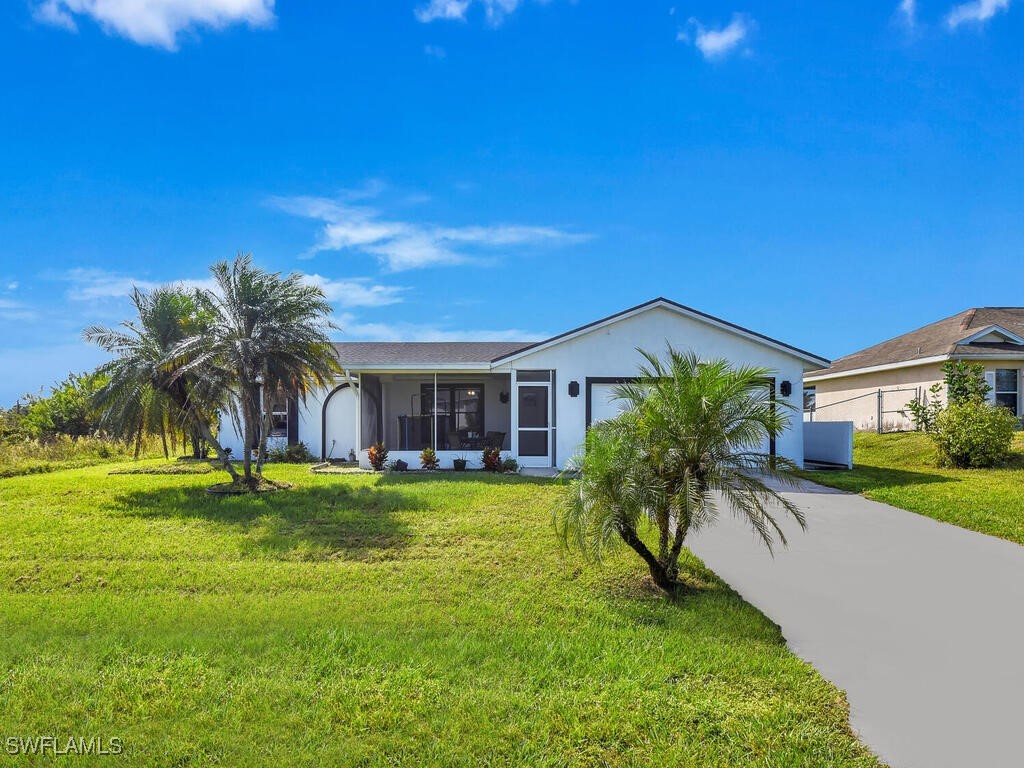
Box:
[332,341,531,367]
[806,307,1024,379]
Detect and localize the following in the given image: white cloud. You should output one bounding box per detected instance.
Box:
[945,0,1011,27]
[60,267,405,310]
[899,0,918,26]
[60,267,218,300]
[32,0,275,50]
[0,298,36,322]
[302,275,406,308]
[424,44,447,58]
[415,0,523,25]
[334,313,543,343]
[680,13,754,60]
[270,194,589,272]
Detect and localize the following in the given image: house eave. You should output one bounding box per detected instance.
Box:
[490,297,830,369]
[806,351,1024,383]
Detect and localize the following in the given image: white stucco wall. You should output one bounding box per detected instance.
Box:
[494,305,814,468]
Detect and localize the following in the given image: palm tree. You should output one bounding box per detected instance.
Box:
[84,287,239,481]
[557,347,805,594]
[177,255,339,488]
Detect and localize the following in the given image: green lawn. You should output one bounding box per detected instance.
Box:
[0,463,881,767]
[805,431,1024,545]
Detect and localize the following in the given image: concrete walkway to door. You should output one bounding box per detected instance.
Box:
[688,477,1024,768]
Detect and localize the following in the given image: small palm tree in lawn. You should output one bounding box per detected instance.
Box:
[178,254,339,489]
[84,287,239,480]
[557,347,806,595]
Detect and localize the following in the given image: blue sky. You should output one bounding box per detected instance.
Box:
[1,0,1022,405]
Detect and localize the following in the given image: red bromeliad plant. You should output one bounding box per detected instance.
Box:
[367,442,388,471]
[482,447,502,472]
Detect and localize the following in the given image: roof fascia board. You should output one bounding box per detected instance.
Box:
[958,324,1024,346]
[492,298,830,368]
[805,355,949,382]
[807,350,1024,382]
[334,364,496,374]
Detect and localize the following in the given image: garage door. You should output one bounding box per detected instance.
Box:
[589,382,630,425]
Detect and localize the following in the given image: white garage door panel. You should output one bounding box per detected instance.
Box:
[589,383,630,425]
[324,387,358,460]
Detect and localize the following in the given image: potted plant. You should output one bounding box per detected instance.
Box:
[452,454,468,472]
[420,447,440,471]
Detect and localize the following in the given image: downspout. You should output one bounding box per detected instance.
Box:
[433,372,438,453]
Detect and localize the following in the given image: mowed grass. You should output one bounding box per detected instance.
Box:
[806,431,1024,545]
[0,463,881,767]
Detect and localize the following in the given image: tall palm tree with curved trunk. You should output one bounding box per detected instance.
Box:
[84,287,239,480]
[177,255,339,489]
[557,347,805,594]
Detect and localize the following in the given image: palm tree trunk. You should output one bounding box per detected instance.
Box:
[617,524,680,593]
[193,418,239,482]
[134,420,143,459]
[256,406,270,475]
[160,421,169,459]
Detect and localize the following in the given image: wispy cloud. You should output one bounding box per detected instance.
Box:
[60,267,405,309]
[424,44,447,59]
[945,0,1011,27]
[302,275,406,307]
[898,0,918,27]
[415,0,525,25]
[335,312,543,343]
[32,0,275,50]
[679,13,755,61]
[0,298,36,322]
[271,193,590,272]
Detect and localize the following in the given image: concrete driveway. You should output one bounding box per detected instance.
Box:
[688,477,1024,768]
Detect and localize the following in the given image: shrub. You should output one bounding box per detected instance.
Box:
[932,400,1016,468]
[367,442,388,471]
[482,447,502,473]
[501,457,519,473]
[267,442,316,464]
[942,360,990,406]
[0,435,154,479]
[420,447,440,470]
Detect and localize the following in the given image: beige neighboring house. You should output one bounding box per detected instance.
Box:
[805,307,1024,432]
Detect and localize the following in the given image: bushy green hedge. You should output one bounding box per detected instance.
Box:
[933,401,1017,469]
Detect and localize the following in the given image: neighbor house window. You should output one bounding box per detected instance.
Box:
[269,399,289,437]
[803,386,816,413]
[995,369,1019,416]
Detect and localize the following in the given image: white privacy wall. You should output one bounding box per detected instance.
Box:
[495,305,811,468]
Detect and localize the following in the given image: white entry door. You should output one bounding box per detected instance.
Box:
[516,380,551,467]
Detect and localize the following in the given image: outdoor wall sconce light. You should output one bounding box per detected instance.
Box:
[568,381,580,397]
[499,391,509,404]
[780,380,793,397]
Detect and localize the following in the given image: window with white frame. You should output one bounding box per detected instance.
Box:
[994,369,1019,416]
[269,398,289,437]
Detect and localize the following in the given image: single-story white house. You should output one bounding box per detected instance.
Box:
[222,298,829,470]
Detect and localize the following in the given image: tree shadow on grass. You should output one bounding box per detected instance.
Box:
[111,482,424,560]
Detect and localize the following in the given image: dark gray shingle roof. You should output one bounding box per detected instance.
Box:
[332,341,530,367]
[807,307,1024,378]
